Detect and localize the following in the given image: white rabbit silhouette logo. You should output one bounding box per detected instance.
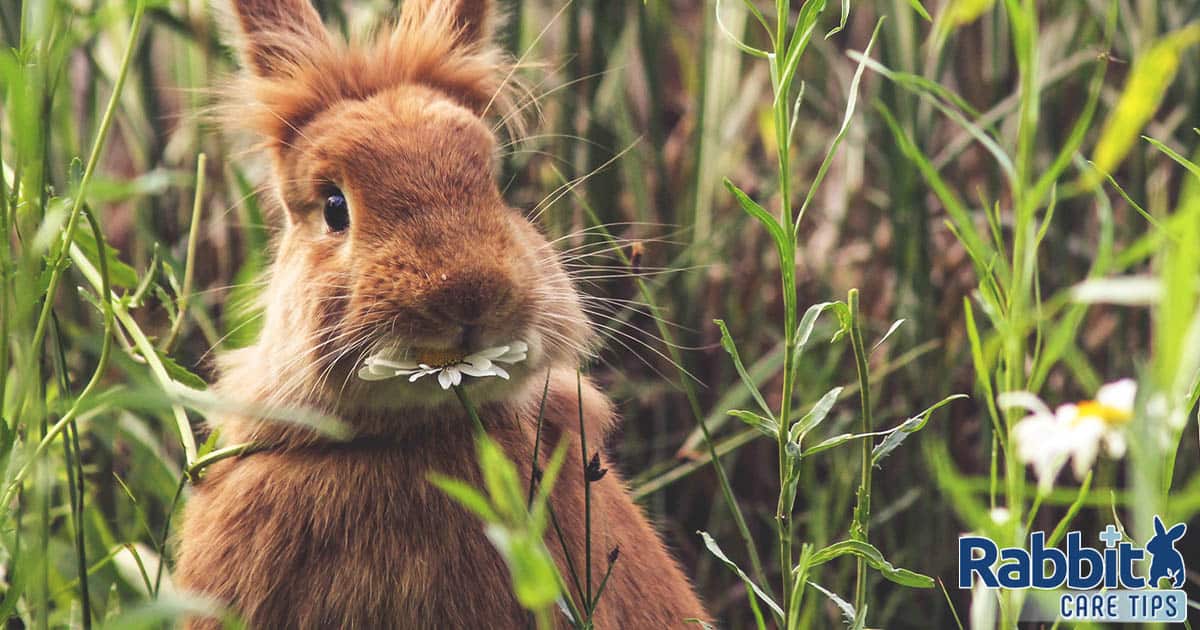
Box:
[1146,515,1187,589]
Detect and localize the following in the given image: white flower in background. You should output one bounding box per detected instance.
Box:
[358,342,528,390]
[1001,379,1136,493]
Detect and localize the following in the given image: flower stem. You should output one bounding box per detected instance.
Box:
[453,385,487,434]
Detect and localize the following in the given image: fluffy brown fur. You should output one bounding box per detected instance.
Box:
[175,0,707,627]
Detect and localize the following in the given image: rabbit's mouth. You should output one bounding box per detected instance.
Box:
[357,340,530,391]
[345,336,547,413]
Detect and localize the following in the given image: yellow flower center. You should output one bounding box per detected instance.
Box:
[1075,400,1132,426]
[414,348,465,368]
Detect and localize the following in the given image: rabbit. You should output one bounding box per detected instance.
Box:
[1146,516,1186,589]
[173,0,709,627]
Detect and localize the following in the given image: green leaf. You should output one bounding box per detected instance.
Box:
[796,302,835,350]
[73,217,138,288]
[484,526,561,609]
[829,301,852,343]
[715,319,775,421]
[155,350,207,391]
[223,169,269,349]
[196,428,221,459]
[809,540,934,588]
[728,409,778,437]
[807,581,856,626]
[222,253,266,349]
[698,531,783,618]
[476,434,525,523]
[941,0,994,28]
[872,394,967,466]
[1089,24,1200,181]
[128,246,160,308]
[876,104,999,280]
[1186,371,1200,429]
[926,441,993,534]
[715,0,770,58]
[0,421,14,480]
[789,386,843,446]
[790,302,836,380]
[723,179,790,259]
[429,475,500,523]
[154,285,177,321]
[1090,163,1167,231]
[1144,135,1200,180]
[97,592,236,629]
[679,339,786,453]
[905,0,932,22]
[963,298,1003,443]
[826,0,850,37]
[801,432,861,457]
[780,0,828,92]
[797,20,884,228]
[782,456,803,514]
[85,169,181,203]
[1048,471,1093,547]
[870,319,906,355]
[851,53,1014,186]
[852,604,869,630]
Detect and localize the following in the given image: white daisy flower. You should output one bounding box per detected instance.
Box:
[358,341,528,390]
[1001,379,1136,494]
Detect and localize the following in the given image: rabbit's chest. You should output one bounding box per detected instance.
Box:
[185,445,532,627]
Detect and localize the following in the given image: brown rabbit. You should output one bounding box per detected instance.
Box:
[174,0,708,627]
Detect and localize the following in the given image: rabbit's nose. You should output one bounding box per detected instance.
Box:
[425,267,517,326]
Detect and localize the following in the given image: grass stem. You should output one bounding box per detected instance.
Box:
[847,289,873,616]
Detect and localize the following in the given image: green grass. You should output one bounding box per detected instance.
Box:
[1,0,1199,628]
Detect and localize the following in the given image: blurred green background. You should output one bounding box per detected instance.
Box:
[1,0,1199,627]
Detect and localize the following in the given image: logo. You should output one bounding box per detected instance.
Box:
[958,516,1187,622]
[1147,517,1187,589]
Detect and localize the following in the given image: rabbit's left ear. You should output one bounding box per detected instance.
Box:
[226,0,332,77]
[1166,522,1187,540]
[401,0,497,48]
[448,0,496,46]
[1155,515,1168,536]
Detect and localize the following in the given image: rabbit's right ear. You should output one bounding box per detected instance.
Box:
[226,0,331,77]
[1154,515,1168,536]
[1166,522,1186,540]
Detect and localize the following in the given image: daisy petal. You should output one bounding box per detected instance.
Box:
[358,341,527,386]
[457,364,495,378]
[464,357,494,371]
[358,366,395,381]
[473,346,510,360]
[1096,378,1136,411]
[997,391,1053,418]
[1104,431,1127,458]
[367,357,420,371]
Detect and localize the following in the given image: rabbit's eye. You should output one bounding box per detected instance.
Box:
[324,192,349,232]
